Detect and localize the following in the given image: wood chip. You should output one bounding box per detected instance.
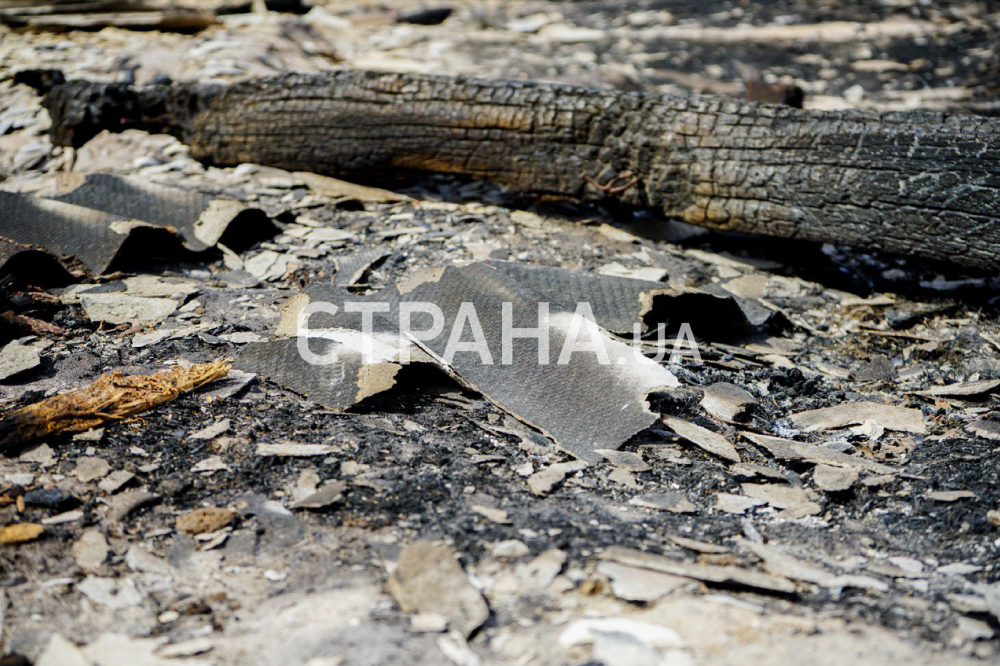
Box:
[0,359,230,450]
[176,507,236,536]
[0,522,44,545]
[661,416,741,463]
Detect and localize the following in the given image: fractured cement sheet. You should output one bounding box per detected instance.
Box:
[484,261,759,337]
[47,173,272,251]
[235,306,433,410]
[0,238,72,281]
[0,173,274,276]
[0,190,159,274]
[335,248,390,286]
[390,263,679,461]
[246,263,681,461]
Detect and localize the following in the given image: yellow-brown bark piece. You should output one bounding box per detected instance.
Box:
[0,359,230,450]
[0,523,44,545]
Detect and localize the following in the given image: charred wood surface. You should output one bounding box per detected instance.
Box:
[44,71,1000,269]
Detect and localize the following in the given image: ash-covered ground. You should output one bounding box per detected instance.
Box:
[1,2,999,665]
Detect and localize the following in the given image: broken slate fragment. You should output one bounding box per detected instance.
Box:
[97,470,134,494]
[35,634,90,666]
[106,490,158,523]
[198,369,255,399]
[527,461,587,496]
[485,260,757,336]
[0,189,160,274]
[812,464,859,492]
[271,263,682,461]
[661,416,741,463]
[920,379,1000,398]
[390,263,681,462]
[629,492,697,513]
[742,432,895,473]
[335,248,391,285]
[596,449,650,472]
[293,170,411,202]
[79,293,178,326]
[925,490,976,502]
[72,529,109,572]
[48,172,273,252]
[668,535,729,554]
[967,420,1000,441]
[598,561,689,602]
[387,541,489,638]
[741,483,821,515]
[237,334,409,412]
[699,382,757,422]
[0,340,41,381]
[256,442,338,457]
[514,549,567,590]
[715,493,765,514]
[189,419,230,440]
[558,618,688,666]
[288,481,346,510]
[601,546,796,594]
[790,402,925,434]
[74,456,110,482]
[77,576,144,609]
[738,540,888,592]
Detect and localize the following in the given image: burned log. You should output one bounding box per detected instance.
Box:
[43,71,1000,269]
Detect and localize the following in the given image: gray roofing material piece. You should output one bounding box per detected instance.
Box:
[0,173,272,276]
[240,263,683,462]
[0,190,156,274]
[49,173,263,251]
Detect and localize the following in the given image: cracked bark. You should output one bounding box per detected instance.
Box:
[43,70,1000,269]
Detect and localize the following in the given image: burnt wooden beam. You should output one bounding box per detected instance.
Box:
[43,70,1000,269]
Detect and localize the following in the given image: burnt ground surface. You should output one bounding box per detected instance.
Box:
[1,1,1000,665]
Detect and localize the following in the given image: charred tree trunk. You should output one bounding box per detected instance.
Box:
[43,71,1000,269]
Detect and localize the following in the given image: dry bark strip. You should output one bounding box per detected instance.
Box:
[43,70,1000,269]
[0,359,229,450]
